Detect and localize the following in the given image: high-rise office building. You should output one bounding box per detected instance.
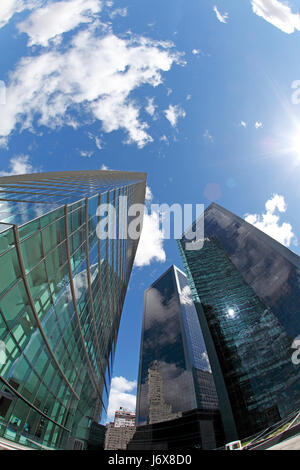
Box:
[0,170,146,449]
[135,265,222,449]
[178,202,300,441]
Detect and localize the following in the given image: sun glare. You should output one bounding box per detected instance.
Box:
[289,132,300,163]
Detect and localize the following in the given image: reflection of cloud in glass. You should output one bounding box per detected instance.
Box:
[159,361,195,412]
[0,340,6,365]
[144,288,181,348]
[66,262,99,303]
[201,204,300,332]
[0,200,11,222]
[72,269,88,301]
[180,285,193,306]
[201,352,212,373]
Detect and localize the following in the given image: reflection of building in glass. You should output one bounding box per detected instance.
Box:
[135,265,222,449]
[179,202,300,441]
[147,361,181,424]
[0,170,146,450]
[105,408,136,450]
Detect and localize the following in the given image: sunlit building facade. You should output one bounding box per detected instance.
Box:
[104,408,136,450]
[135,265,222,449]
[114,407,135,428]
[0,170,146,449]
[179,202,300,441]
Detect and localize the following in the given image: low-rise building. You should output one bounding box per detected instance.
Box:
[105,408,136,450]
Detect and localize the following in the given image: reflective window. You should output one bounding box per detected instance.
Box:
[179,203,300,438]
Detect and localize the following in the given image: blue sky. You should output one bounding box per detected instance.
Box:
[1,0,300,422]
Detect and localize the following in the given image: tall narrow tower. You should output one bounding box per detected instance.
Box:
[135,265,222,449]
[0,170,146,449]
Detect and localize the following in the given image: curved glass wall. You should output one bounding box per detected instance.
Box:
[0,170,146,449]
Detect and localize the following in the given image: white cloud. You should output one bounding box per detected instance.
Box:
[160,134,169,145]
[145,185,153,202]
[0,137,8,149]
[213,5,229,23]
[240,120,247,127]
[251,0,300,34]
[145,97,157,118]
[79,149,94,157]
[0,25,182,148]
[244,194,297,247]
[88,132,103,149]
[134,210,166,267]
[164,104,186,128]
[100,163,109,170]
[192,48,202,56]
[18,0,102,47]
[109,7,127,19]
[95,136,103,150]
[0,155,36,176]
[192,48,210,58]
[0,0,38,30]
[255,121,263,129]
[106,376,136,422]
[203,129,214,142]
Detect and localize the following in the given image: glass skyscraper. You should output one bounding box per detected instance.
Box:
[179,202,300,441]
[0,170,146,449]
[135,265,222,449]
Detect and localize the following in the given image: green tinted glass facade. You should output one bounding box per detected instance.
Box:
[179,203,300,441]
[0,170,146,449]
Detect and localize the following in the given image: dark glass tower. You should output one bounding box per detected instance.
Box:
[135,265,222,449]
[0,170,146,449]
[178,202,300,441]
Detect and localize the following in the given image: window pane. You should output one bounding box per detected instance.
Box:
[0,281,28,325]
[21,233,42,272]
[0,249,21,296]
